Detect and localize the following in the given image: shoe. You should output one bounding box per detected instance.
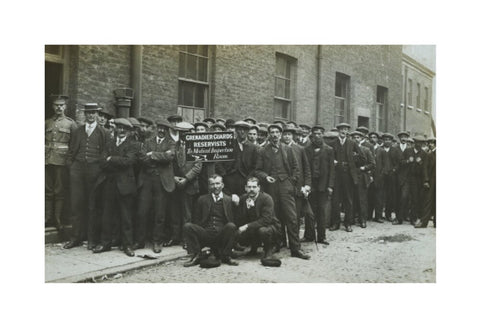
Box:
[93,244,111,253]
[345,225,353,232]
[361,222,367,228]
[63,241,81,249]
[124,247,135,257]
[153,242,163,253]
[392,219,402,225]
[300,237,314,243]
[319,239,330,245]
[184,254,201,267]
[329,225,340,231]
[233,244,246,251]
[132,242,145,250]
[373,218,384,223]
[87,242,96,251]
[414,223,427,228]
[221,256,239,266]
[291,250,310,260]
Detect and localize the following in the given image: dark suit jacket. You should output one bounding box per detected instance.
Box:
[357,145,376,188]
[304,142,335,192]
[372,145,387,187]
[396,145,411,186]
[174,142,202,195]
[423,149,436,185]
[331,137,364,185]
[289,143,312,194]
[95,136,137,196]
[216,140,257,178]
[408,148,427,183]
[235,192,281,231]
[66,124,108,165]
[193,193,235,227]
[137,136,176,192]
[254,142,300,184]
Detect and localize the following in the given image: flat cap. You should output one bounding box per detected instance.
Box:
[356,126,369,134]
[368,131,380,138]
[248,124,259,132]
[167,114,183,122]
[336,122,351,129]
[155,119,172,128]
[283,127,297,134]
[299,124,312,130]
[286,120,298,127]
[99,108,115,119]
[211,122,226,131]
[258,126,268,134]
[311,125,325,132]
[324,131,339,138]
[427,137,436,142]
[137,117,154,126]
[126,117,141,127]
[412,135,427,142]
[175,121,194,131]
[233,120,251,129]
[397,131,410,138]
[349,131,364,137]
[268,123,283,133]
[244,116,257,124]
[382,133,394,139]
[203,117,216,124]
[113,118,133,128]
[194,122,209,129]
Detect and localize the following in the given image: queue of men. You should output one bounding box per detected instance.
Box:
[45,94,436,266]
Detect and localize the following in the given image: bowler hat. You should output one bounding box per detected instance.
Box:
[261,257,282,267]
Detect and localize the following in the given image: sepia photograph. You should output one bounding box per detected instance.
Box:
[44,44,436,283]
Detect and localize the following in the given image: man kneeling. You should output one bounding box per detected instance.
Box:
[236,177,281,263]
[183,174,238,267]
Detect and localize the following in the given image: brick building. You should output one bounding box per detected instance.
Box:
[45,45,433,135]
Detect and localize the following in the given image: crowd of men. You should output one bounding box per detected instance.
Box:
[45,94,436,267]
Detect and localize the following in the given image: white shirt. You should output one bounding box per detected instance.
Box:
[384,147,390,153]
[85,121,97,136]
[400,143,407,152]
[156,136,165,144]
[212,192,224,202]
[116,136,126,146]
[339,136,346,146]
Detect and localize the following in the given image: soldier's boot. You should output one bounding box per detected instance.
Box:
[54,200,65,233]
[45,200,55,228]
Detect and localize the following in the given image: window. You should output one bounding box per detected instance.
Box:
[334,72,350,126]
[407,79,413,107]
[376,86,388,132]
[274,53,296,120]
[178,45,209,122]
[416,83,421,109]
[424,87,429,113]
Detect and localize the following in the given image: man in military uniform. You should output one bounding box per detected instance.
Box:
[45,95,77,231]
[64,103,108,249]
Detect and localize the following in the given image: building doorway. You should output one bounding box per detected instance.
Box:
[45,61,63,119]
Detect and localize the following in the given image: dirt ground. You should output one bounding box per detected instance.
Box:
[102,221,436,283]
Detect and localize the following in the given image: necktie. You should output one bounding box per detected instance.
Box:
[86,125,93,137]
[215,195,220,202]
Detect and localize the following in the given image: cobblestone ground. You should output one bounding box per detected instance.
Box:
[103,221,436,283]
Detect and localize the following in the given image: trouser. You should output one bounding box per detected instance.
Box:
[99,178,134,247]
[331,168,355,228]
[354,181,369,224]
[384,173,397,219]
[264,178,300,253]
[409,178,423,224]
[296,196,315,240]
[136,175,171,244]
[397,182,409,223]
[183,222,237,257]
[69,161,101,244]
[237,224,278,255]
[309,190,329,241]
[368,180,384,220]
[167,187,195,242]
[419,181,436,227]
[45,164,68,227]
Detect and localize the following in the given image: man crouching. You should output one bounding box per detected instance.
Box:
[183,174,238,267]
[235,177,281,264]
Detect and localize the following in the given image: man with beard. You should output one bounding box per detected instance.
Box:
[64,103,108,250]
[304,125,335,244]
[45,95,77,231]
[235,177,282,261]
[92,118,137,257]
[330,123,365,232]
[254,124,310,260]
[183,174,238,267]
[134,120,176,253]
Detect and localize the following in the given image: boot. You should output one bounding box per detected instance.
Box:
[45,200,55,228]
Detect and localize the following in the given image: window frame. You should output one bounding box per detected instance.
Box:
[334,72,350,126]
[274,53,297,121]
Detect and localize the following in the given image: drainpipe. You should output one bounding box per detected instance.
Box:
[315,45,323,125]
[403,65,408,131]
[131,45,143,117]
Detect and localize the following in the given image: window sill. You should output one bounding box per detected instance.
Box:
[407,105,414,110]
[416,108,422,112]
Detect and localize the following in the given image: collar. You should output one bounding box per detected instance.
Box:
[117,135,127,144]
[86,121,97,130]
[339,136,346,145]
[384,146,390,152]
[212,192,224,202]
[156,136,165,144]
[248,192,260,202]
[414,148,419,154]
[400,143,407,151]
